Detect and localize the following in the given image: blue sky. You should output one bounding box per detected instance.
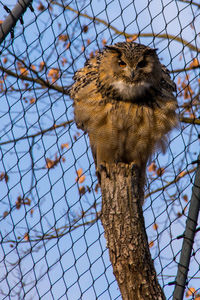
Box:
[0,0,200,299]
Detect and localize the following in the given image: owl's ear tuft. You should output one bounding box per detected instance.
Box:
[105,45,122,55]
[144,48,158,55]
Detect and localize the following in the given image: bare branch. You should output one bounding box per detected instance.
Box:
[2,214,100,244]
[52,2,200,52]
[171,65,200,73]
[145,167,196,199]
[0,66,69,94]
[180,116,200,125]
[176,0,200,9]
[0,120,73,146]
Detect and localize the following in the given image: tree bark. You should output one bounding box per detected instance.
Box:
[100,163,166,300]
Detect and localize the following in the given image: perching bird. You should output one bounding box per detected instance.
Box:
[70,41,177,179]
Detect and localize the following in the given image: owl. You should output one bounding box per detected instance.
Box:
[70,41,177,178]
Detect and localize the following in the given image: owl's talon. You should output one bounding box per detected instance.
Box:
[99,162,107,172]
[95,169,101,184]
[98,162,110,178]
[95,162,108,184]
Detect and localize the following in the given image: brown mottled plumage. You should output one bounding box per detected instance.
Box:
[70,41,177,177]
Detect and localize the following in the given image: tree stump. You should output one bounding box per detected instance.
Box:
[100,163,165,300]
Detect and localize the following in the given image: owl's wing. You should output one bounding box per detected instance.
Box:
[161,64,176,93]
[70,53,101,133]
[70,52,103,169]
[70,53,100,100]
[91,144,97,167]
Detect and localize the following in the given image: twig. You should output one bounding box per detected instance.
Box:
[0,120,73,146]
[179,117,200,125]
[0,66,69,94]
[145,167,196,199]
[52,2,200,52]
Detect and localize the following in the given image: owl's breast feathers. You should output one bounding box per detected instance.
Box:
[70,47,177,167]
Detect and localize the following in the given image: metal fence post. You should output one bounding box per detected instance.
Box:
[0,0,33,44]
[173,155,200,300]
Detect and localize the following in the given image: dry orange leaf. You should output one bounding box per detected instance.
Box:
[126,35,138,42]
[185,74,190,81]
[39,61,45,71]
[30,98,36,104]
[31,64,36,71]
[46,155,61,169]
[24,233,29,241]
[76,168,83,177]
[148,162,157,173]
[19,67,29,76]
[3,211,9,218]
[78,175,86,184]
[189,58,199,68]
[177,211,182,218]
[79,186,86,195]
[66,42,71,49]
[186,287,196,297]
[37,2,45,11]
[82,25,88,33]
[24,198,31,206]
[149,241,154,248]
[59,34,69,42]
[177,77,181,85]
[89,51,94,58]
[95,183,100,194]
[76,168,86,184]
[16,196,31,209]
[153,223,158,230]
[0,172,9,182]
[183,194,188,202]
[61,143,69,150]
[16,196,22,209]
[46,158,54,169]
[157,167,164,177]
[48,68,59,83]
[102,39,107,46]
[61,58,67,66]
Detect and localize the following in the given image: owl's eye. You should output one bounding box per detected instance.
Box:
[136,59,147,69]
[118,60,126,68]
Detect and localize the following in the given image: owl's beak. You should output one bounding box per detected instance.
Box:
[130,71,135,79]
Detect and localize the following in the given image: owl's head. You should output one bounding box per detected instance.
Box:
[97,42,163,102]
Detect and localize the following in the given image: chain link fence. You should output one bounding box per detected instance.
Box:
[0,0,200,299]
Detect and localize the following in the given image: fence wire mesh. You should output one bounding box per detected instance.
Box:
[0,0,200,299]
